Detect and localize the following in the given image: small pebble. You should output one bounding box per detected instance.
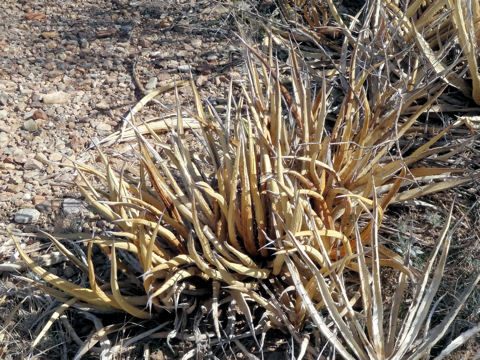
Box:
[34,153,49,164]
[95,100,109,110]
[196,75,209,87]
[23,119,38,132]
[96,122,112,133]
[177,64,191,72]
[191,38,202,49]
[0,92,8,106]
[138,38,151,48]
[50,153,63,162]
[24,110,36,119]
[16,102,27,112]
[24,158,44,170]
[51,200,62,212]
[41,31,58,39]
[145,77,158,90]
[33,195,46,205]
[166,60,179,69]
[0,133,8,147]
[36,199,52,213]
[32,109,47,120]
[13,152,27,164]
[62,198,84,216]
[79,38,89,49]
[42,91,70,104]
[14,207,40,224]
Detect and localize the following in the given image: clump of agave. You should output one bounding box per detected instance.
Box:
[11,0,480,357]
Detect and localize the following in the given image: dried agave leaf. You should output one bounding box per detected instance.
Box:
[73,323,125,360]
[10,231,113,310]
[434,322,480,360]
[32,298,77,348]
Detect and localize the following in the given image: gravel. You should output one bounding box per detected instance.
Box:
[0,0,241,250]
[23,119,38,132]
[14,207,40,224]
[42,91,71,104]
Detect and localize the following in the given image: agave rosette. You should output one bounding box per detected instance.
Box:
[10,0,480,355]
[13,46,476,318]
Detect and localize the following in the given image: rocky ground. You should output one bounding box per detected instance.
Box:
[0,0,245,262]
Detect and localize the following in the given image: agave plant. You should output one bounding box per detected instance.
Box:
[276,0,480,105]
[290,197,480,359]
[10,0,480,356]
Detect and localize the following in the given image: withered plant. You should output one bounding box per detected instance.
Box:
[10,0,480,357]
